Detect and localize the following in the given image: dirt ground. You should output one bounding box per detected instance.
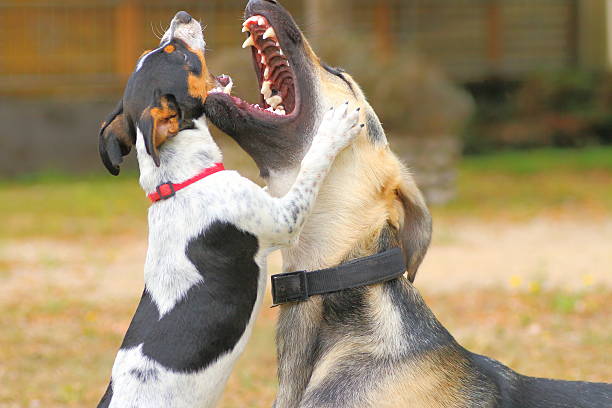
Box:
[2,217,610,301]
[1,216,610,407]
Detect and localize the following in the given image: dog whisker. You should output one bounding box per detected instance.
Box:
[150,21,162,40]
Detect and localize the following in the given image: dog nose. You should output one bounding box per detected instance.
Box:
[175,11,192,24]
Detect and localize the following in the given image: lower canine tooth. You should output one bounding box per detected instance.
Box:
[242,36,255,48]
[223,82,233,94]
[263,27,276,39]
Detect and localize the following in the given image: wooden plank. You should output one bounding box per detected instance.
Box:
[115,0,141,79]
[374,0,393,63]
[486,0,502,70]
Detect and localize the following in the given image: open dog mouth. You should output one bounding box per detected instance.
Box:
[208,15,297,118]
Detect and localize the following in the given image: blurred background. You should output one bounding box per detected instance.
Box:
[0,1,610,407]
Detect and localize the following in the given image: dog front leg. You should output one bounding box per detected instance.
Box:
[265,103,361,246]
[227,103,361,247]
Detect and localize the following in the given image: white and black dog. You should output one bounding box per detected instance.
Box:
[97,11,361,407]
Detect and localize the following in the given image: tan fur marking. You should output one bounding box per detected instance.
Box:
[149,98,179,148]
[307,338,365,389]
[374,349,476,408]
[185,46,215,101]
[163,44,175,53]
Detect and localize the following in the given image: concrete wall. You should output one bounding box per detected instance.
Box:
[0,100,119,177]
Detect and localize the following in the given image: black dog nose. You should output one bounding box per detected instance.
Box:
[175,11,192,24]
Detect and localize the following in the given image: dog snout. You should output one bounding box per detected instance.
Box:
[175,11,192,25]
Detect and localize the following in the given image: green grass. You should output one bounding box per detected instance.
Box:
[1,147,611,239]
[436,146,612,220]
[1,170,147,239]
[461,146,612,174]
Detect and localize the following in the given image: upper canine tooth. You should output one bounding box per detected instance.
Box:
[223,82,233,94]
[264,67,270,79]
[261,81,272,98]
[258,17,265,26]
[242,26,249,33]
[263,27,276,39]
[266,95,283,109]
[242,36,255,48]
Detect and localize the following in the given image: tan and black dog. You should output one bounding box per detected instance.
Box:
[204,1,612,407]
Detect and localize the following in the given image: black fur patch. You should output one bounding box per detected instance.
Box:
[384,279,456,353]
[97,383,113,408]
[129,368,160,383]
[118,221,260,373]
[322,63,356,96]
[470,353,612,407]
[366,111,386,144]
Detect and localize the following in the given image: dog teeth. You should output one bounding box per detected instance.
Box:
[266,95,283,109]
[258,17,266,26]
[264,67,270,79]
[223,82,233,95]
[242,26,249,33]
[261,81,273,99]
[242,35,255,48]
[263,27,276,39]
[265,104,285,115]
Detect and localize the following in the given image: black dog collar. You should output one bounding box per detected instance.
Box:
[271,248,406,306]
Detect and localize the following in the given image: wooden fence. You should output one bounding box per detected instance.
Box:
[0,0,584,98]
[0,0,301,97]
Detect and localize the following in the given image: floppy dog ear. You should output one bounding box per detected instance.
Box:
[99,100,134,176]
[396,176,432,282]
[139,91,182,167]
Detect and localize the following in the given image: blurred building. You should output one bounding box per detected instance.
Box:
[0,0,610,180]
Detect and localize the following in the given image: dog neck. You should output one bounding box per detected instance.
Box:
[269,145,397,272]
[136,117,223,194]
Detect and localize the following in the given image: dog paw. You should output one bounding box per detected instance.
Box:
[315,102,362,154]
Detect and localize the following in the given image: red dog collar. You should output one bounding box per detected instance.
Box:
[148,163,225,203]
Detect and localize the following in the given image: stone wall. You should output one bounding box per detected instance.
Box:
[0,100,120,177]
